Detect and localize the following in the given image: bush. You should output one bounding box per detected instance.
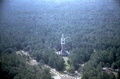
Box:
[111,62,117,69]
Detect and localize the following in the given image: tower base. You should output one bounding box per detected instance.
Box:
[60,51,68,57]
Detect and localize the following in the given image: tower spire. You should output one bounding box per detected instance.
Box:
[62,34,64,38]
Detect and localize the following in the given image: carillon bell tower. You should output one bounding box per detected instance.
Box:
[61,34,68,56]
[61,34,65,52]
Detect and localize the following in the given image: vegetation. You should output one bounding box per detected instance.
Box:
[31,48,64,71]
[82,47,120,79]
[0,0,120,79]
[0,52,51,79]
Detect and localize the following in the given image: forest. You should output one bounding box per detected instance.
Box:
[0,0,120,79]
[0,52,51,79]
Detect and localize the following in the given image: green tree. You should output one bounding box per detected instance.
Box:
[38,59,45,67]
[111,62,117,69]
[110,73,115,79]
[82,74,88,79]
[117,60,120,69]
[117,71,120,79]
[41,68,51,79]
[97,71,110,79]
[56,57,64,71]
[66,65,75,74]
[0,53,51,79]
[106,63,110,67]
[67,60,71,66]
[88,70,97,78]
[97,62,103,72]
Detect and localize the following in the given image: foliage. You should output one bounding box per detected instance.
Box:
[67,60,71,66]
[111,62,117,69]
[82,47,120,79]
[32,48,64,71]
[0,0,120,78]
[0,53,51,79]
[68,47,94,70]
[40,68,51,79]
[117,71,120,79]
[66,65,75,74]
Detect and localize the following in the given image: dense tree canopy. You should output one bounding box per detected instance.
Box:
[0,52,51,79]
[82,47,120,79]
[0,0,120,79]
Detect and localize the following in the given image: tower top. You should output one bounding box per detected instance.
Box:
[61,34,65,44]
[62,34,64,38]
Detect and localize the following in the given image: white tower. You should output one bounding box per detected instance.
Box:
[61,34,65,51]
[61,34,68,56]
